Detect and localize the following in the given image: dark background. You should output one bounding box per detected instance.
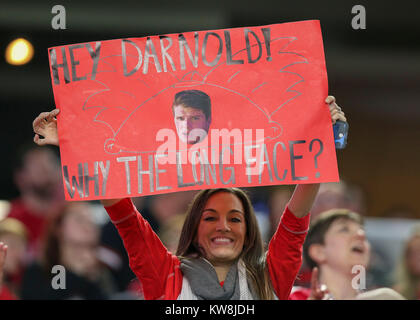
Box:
[1,0,419,217]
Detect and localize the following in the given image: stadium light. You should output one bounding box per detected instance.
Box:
[5,38,34,65]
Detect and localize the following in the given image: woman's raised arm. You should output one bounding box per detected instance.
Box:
[33,109,123,207]
[33,109,60,146]
[287,95,347,218]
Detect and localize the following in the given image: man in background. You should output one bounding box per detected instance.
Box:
[8,144,65,260]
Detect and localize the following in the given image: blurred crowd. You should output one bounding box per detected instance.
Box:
[0,143,419,300]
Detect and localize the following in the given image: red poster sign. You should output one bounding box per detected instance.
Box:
[48,20,338,201]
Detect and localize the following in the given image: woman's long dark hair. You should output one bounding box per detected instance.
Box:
[176,188,274,299]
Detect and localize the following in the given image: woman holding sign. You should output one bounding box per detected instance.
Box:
[33,96,345,300]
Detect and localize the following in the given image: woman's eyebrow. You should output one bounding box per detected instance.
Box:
[202,209,244,215]
[228,209,244,215]
[202,208,217,213]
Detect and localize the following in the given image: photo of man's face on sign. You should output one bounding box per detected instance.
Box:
[172,90,212,145]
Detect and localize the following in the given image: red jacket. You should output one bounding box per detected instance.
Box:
[105,198,310,300]
[0,285,18,300]
[289,286,311,300]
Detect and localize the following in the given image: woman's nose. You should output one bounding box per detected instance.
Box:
[216,218,231,232]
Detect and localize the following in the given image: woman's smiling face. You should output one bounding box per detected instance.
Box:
[196,192,247,266]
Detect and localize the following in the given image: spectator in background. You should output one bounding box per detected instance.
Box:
[20,202,118,299]
[393,224,420,299]
[294,180,367,287]
[0,218,28,299]
[291,209,404,300]
[366,206,420,289]
[8,144,65,261]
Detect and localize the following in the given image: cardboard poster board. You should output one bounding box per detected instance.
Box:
[48,20,338,200]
